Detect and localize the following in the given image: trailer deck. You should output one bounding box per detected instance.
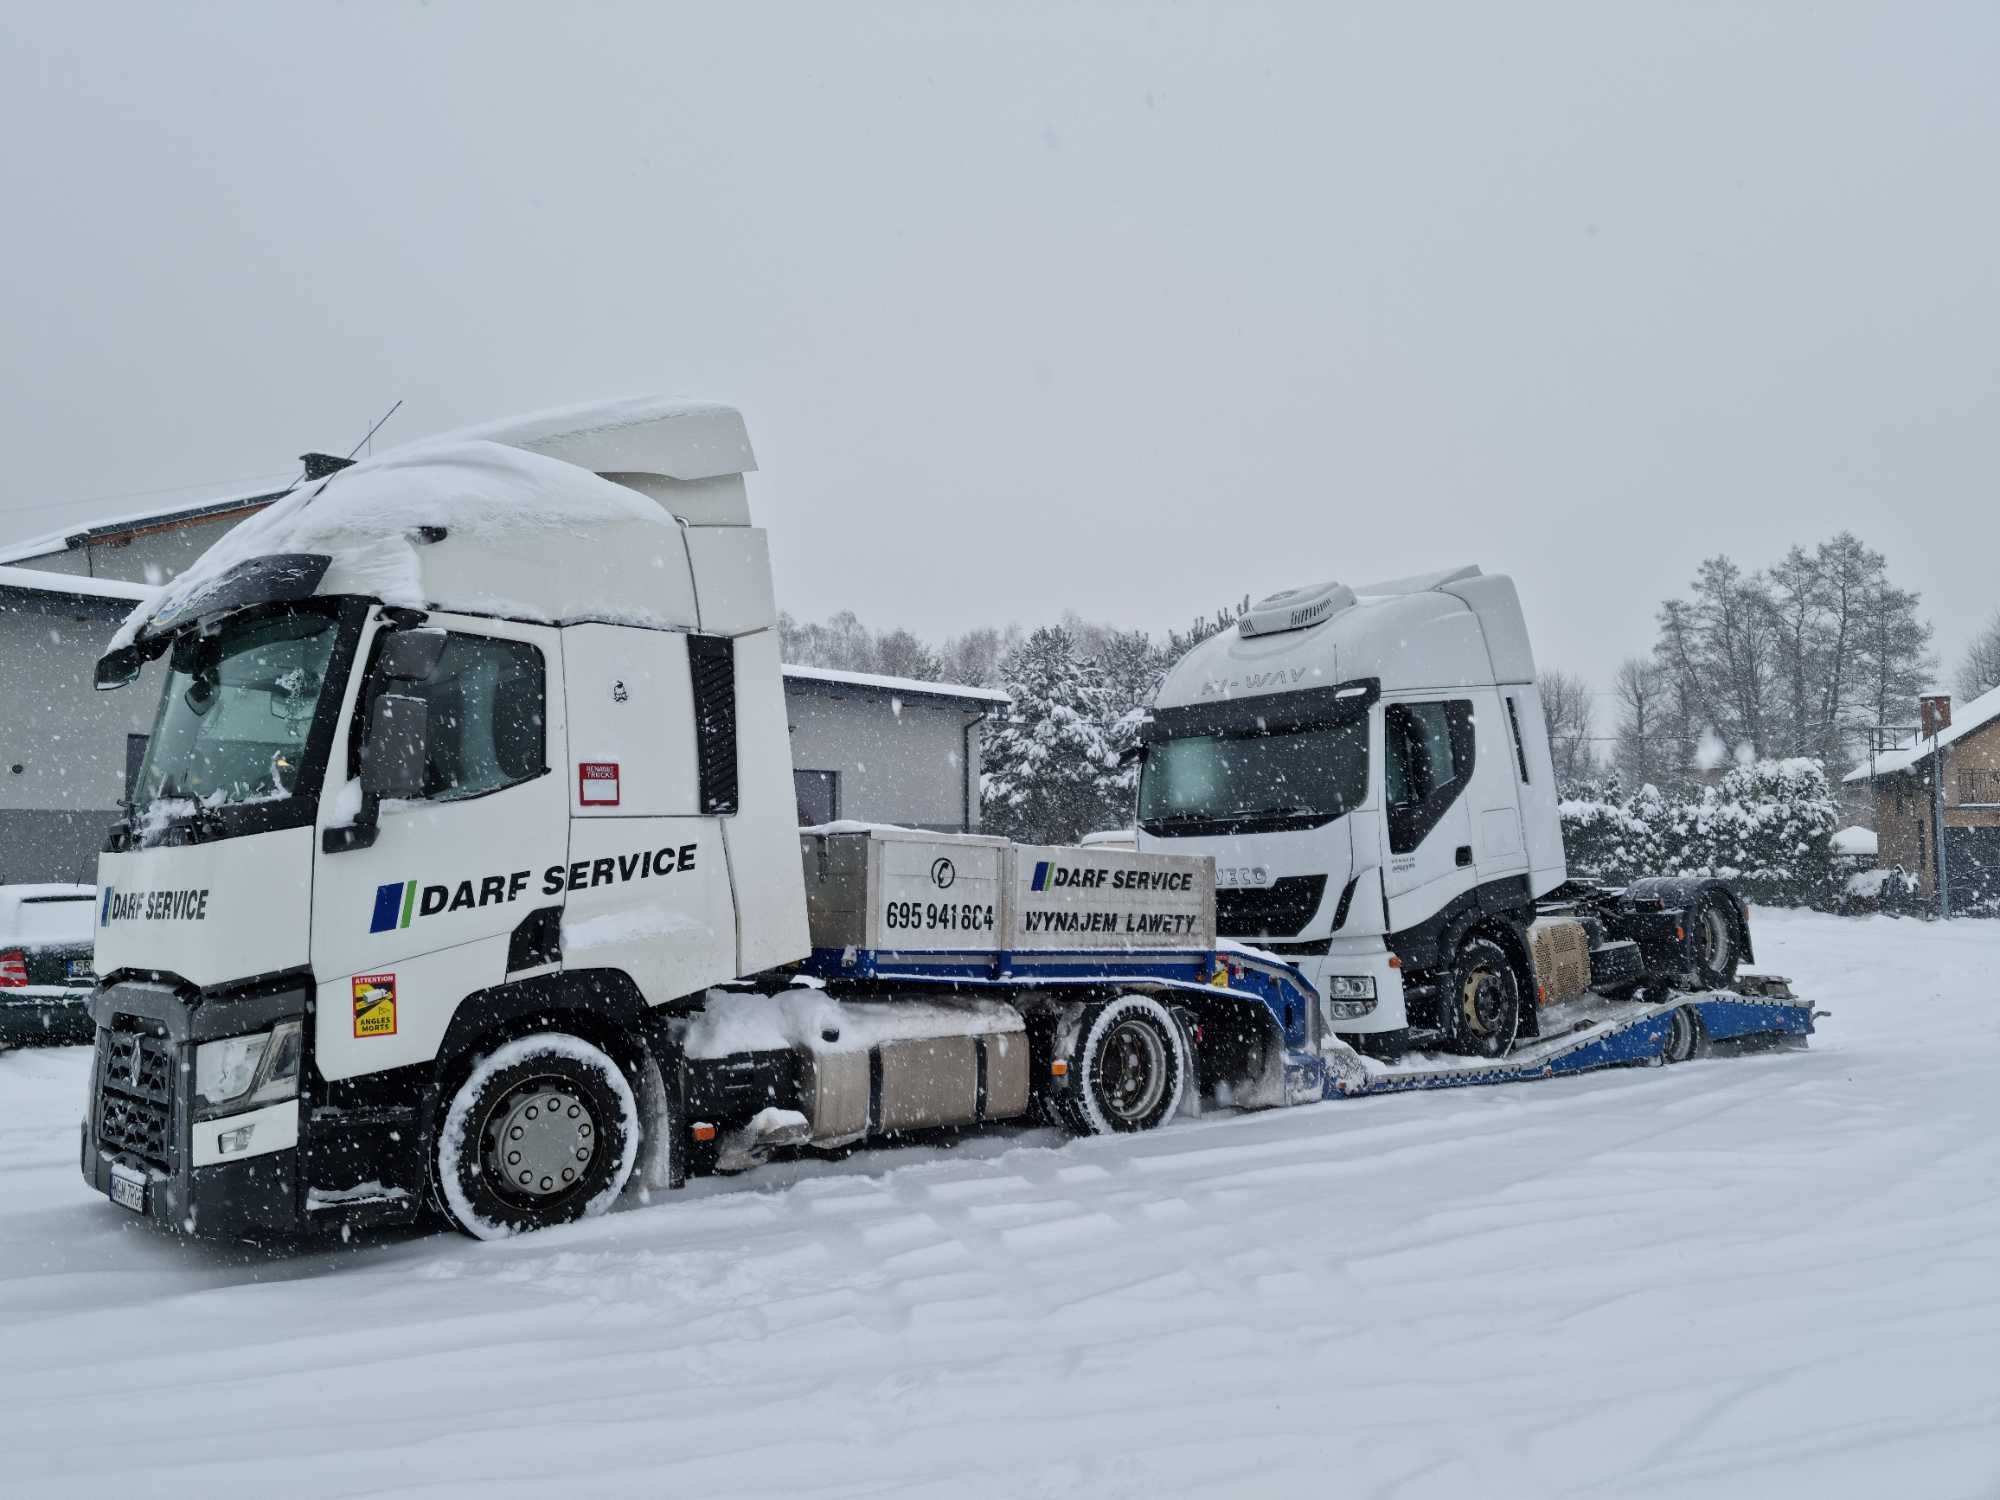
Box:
[803,940,1817,1111]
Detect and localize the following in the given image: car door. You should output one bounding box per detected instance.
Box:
[1378,697,1478,934]
[311,613,570,1085]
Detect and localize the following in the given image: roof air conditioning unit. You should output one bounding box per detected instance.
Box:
[1237,580,1357,638]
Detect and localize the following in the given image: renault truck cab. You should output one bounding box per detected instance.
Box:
[1135,569,1567,1057]
[81,399,811,1237]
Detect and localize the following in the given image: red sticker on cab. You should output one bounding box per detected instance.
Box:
[578,762,620,806]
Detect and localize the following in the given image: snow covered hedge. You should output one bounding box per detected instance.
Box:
[1560,759,1842,908]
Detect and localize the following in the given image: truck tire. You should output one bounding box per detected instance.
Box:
[1055,995,1188,1136]
[1691,894,1740,990]
[1441,935,1522,1059]
[1662,1005,1703,1064]
[432,1032,640,1240]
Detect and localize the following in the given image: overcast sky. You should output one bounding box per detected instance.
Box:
[2,3,1995,710]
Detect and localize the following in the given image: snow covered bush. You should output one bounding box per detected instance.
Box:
[1559,759,1840,907]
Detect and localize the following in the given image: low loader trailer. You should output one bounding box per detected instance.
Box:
[74,398,1813,1243]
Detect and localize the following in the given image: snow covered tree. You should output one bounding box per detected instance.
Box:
[982,625,1123,843]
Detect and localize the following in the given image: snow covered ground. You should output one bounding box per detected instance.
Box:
[2,908,1997,1498]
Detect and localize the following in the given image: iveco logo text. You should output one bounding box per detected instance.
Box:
[369,844,698,933]
[1215,866,1274,889]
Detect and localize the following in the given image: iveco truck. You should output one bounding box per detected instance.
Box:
[1134,573,1752,1058]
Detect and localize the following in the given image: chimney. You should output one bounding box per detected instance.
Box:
[1921,694,1952,740]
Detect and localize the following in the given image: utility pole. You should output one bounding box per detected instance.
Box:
[1921,695,1953,920]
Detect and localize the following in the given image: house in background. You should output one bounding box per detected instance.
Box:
[1,488,1004,883]
[1843,687,2000,906]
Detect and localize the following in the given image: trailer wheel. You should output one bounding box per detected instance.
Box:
[1443,936,1522,1059]
[1056,996,1188,1136]
[1691,894,1740,989]
[1663,1005,1703,1064]
[432,1033,639,1240]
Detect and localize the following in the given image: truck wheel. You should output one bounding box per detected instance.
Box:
[432,1033,640,1240]
[1663,1005,1703,1064]
[1691,894,1740,989]
[1057,995,1188,1136]
[1443,936,1522,1059]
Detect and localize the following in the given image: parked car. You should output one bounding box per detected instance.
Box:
[0,884,98,1047]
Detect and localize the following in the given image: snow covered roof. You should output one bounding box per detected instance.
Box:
[1831,826,1880,857]
[0,564,157,606]
[0,487,286,567]
[1843,683,2000,782]
[782,664,1008,706]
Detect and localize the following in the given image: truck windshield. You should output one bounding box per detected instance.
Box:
[1138,720,1368,836]
[133,608,342,817]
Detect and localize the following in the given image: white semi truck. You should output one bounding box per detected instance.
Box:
[1135,574,1754,1059]
[78,398,1809,1242]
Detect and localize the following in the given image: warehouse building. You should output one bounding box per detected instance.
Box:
[0,492,1002,883]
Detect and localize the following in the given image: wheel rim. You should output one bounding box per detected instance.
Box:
[1096,1017,1169,1125]
[481,1076,598,1200]
[1460,965,1516,1044]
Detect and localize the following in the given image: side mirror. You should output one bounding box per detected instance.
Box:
[361,693,428,801]
[376,628,447,682]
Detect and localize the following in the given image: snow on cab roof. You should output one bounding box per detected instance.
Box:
[782,664,1008,705]
[1843,682,2000,782]
[105,397,764,658]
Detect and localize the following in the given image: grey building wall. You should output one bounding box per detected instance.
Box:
[783,679,990,832]
[0,591,168,883]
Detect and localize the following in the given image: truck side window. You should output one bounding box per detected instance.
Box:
[1384,700,1475,854]
[397,634,547,801]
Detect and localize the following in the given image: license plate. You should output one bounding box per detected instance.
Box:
[67,958,94,980]
[109,1166,147,1214]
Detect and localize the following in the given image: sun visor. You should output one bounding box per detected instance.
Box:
[95,553,331,689]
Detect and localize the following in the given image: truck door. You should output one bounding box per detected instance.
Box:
[311,614,570,1085]
[1379,698,1478,935]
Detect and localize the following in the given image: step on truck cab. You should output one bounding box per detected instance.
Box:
[78,399,1297,1241]
[1135,571,1752,1058]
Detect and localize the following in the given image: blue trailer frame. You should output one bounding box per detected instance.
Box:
[803,943,1816,1107]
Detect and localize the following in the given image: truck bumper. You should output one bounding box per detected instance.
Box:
[80,976,316,1240]
[1298,941,1408,1037]
[81,1120,302,1238]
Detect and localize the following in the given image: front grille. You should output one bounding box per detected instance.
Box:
[97,1023,178,1171]
[99,1091,172,1166]
[1217,874,1328,939]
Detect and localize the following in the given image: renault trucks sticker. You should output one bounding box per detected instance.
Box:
[352,973,398,1037]
[578,762,621,805]
[367,844,698,933]
[100,886,211,926]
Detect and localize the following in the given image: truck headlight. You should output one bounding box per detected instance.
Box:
[1323,975,1376,1001]
[194,1020,303,1120]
